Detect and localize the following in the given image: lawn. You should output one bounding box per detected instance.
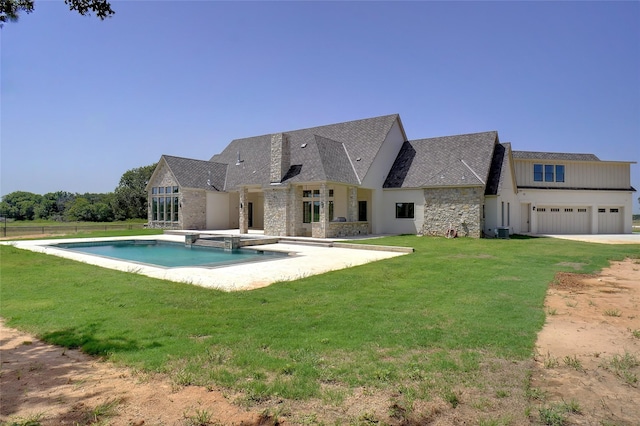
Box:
[1,234,638,423]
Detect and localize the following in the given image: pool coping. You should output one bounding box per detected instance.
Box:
[3,234,410,291]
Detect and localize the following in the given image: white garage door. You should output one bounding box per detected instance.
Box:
[537,207,590,234]
[598,207,623,234]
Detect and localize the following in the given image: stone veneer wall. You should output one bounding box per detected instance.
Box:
[325,222,369,238]
[289,186,304,236]
[422,187,483,238]
[180,188,206,230]
[263,185,290,236]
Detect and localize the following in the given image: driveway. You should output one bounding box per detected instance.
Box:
[539,233,640,245]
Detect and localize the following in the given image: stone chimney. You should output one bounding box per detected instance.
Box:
[270,133,290,183]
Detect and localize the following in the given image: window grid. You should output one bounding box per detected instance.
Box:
[150,186,180,223]
[534,163,565,183]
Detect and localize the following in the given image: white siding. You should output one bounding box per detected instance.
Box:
[381,189,424,235]
[361,120,406,234]
[514,159,631,189]
[206,192,230,229]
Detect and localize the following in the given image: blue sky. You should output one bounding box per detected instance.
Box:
[2,1,639,212]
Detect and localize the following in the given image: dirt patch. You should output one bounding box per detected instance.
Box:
[2,259,638,425]
[0,328,263,425]
[532,258,640,425]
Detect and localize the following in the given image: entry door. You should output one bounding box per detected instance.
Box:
[358,201,367,221]
[248,202,253,228]
[521,203,530,233]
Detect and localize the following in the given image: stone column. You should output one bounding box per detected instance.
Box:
[318,183,328,238]
[347,186,358,222]
[239,187,248,234]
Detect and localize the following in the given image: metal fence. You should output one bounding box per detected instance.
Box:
[1,223,146,238]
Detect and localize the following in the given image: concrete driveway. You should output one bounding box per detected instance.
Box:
[539,234,640,245]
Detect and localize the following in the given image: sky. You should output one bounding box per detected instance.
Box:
[1,1,639,213]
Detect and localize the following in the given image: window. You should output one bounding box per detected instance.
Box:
[150,186,180,222]
[173,197,179,221]
[610,208,619,213]
[303,201,311,223]
[501,202,504,226]
[598,208,606,213]
[550,208,560,212]
[302,201,321,223]
[544,165,554,182]
[395,203,414,219]
[565,208,573,212]
[158,197,165,220]
[538,208,546,212]
[302,188,332,223]
[534,163,565,182]
[534,164,543,181]
[578,208,587,213]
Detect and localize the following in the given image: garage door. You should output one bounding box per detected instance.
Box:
[598,207,623,234]
[537,207,590,234]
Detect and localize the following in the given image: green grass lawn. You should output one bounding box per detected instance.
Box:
[1,235,638,420]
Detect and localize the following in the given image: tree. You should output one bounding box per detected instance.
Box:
[0,191,42,220]
[1,0,114,24]
[34,191,75,221]
[111,163,157,221]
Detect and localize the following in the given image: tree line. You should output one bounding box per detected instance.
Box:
[0,164,156,222]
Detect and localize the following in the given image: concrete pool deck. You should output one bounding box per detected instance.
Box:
[4,234,410,291]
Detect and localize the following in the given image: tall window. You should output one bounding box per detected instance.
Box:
[555,165,565,182]
[395,203,414,219]
[150,186,180,223]
[302,187,332,223]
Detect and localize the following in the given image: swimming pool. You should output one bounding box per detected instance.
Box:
[54,240,287,268]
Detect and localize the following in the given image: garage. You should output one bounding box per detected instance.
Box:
[536,206,590,234]
[597,207,623,234]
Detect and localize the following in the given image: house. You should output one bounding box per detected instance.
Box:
[146,114,636,237]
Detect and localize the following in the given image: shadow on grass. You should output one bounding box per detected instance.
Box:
[40,322,149,356]
[508,234,542,240]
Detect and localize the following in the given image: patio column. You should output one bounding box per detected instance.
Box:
[347,186,358,222]
[239,187,248,234]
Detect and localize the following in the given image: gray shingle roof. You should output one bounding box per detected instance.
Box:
[211,114,400,190]
[384,131,498,188]
[162,155,227,191]
[512,151,600,161]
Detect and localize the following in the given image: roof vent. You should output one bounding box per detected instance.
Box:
[301,143,307,148]
[356,157,362,161]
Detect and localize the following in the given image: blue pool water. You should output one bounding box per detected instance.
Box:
[54,240,285,268]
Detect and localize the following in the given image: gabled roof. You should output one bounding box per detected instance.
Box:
[512,151,600,161]
[383,131,498,188]
[161,155,227,191]
[211,114,401,190]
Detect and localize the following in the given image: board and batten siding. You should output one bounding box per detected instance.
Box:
[514,159,631,189]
